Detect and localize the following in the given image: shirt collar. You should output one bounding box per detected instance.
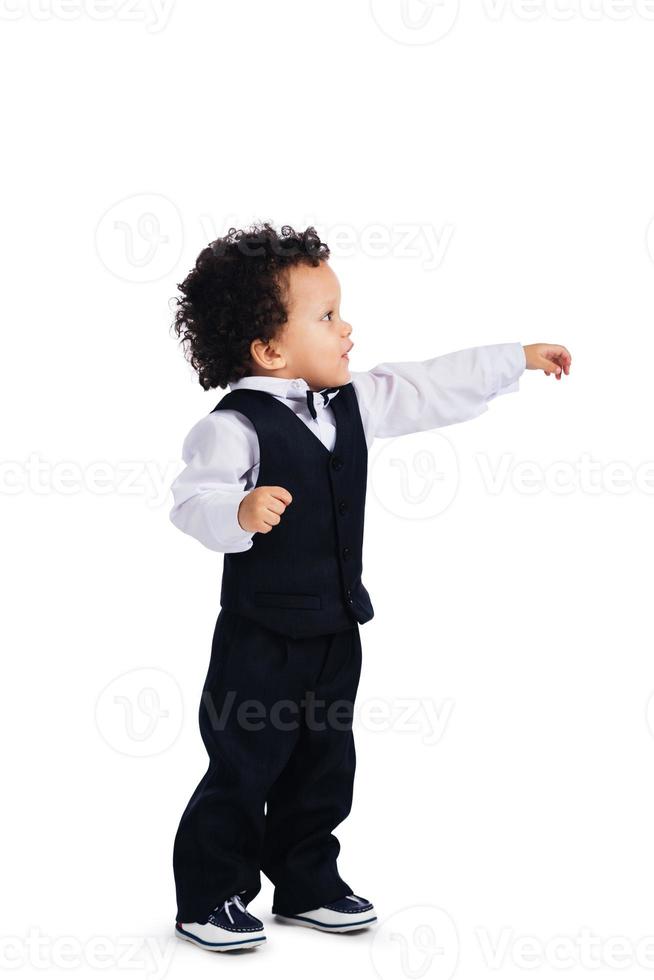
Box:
[229,374,342,409]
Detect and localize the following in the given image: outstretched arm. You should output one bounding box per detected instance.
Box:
[349,341,528,445]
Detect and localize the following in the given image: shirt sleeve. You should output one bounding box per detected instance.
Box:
[168,410,257,554]
[349,341,526,442]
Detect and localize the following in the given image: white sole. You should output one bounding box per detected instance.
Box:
[274,913,377,933]
[175,924,266,951]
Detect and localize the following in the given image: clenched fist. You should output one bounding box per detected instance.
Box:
[523,343,572,379]
[237,486,293,535]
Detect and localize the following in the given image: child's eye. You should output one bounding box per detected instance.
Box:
[322,311,334,322]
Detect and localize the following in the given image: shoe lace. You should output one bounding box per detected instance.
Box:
[216,892,247,925]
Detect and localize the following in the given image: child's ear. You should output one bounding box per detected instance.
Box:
[249,337,282,372]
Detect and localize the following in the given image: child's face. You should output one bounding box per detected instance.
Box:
[251,260,353,389]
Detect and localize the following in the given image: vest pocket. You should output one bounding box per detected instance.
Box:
[254,592,322,610]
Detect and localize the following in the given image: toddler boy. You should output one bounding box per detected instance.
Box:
[168,222,571,952]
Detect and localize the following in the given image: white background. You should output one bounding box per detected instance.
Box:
[2,1,654,978]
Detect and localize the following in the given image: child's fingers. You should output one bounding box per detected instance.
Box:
[269,486,293,505]
[265,493,289,514]
[546,346,572,375]
[542,356,563,377]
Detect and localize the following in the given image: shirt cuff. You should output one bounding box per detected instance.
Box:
[208,490,254,553]
[489,342,526,399]
[169,488,254,554]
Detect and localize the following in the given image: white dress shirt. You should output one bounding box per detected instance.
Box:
[169,341,527,553]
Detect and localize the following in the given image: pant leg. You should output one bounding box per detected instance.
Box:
[261,623,363,916]
[172,609,303,923]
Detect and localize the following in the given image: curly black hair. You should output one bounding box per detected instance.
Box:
[171,222,331,389]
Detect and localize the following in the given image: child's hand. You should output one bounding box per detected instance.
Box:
[523,343,572,380]
[238,486,293,534]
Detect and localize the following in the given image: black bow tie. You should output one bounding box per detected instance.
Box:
[306,386,341,420]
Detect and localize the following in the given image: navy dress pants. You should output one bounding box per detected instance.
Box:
[172,607,363,923]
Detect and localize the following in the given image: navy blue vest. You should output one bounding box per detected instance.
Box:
[211,382,374,639]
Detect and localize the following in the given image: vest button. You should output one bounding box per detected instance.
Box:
[331,455,344,471]
[342,546,351,560]
[338,499,349,516]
